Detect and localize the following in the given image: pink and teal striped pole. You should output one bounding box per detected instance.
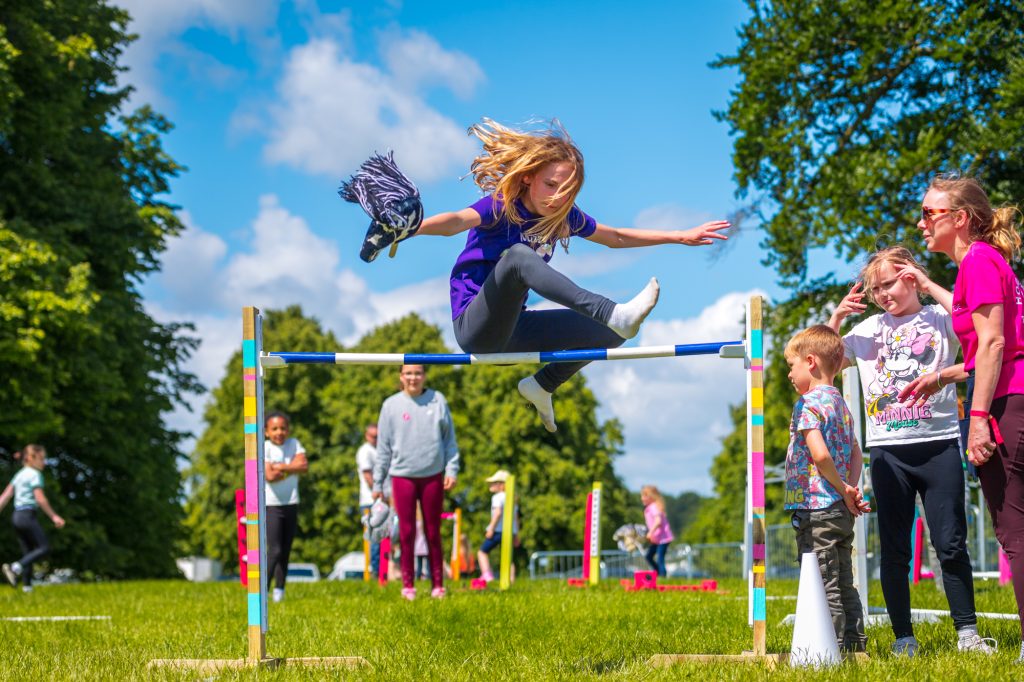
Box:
[747,297,766,655]
[242,307,268,661]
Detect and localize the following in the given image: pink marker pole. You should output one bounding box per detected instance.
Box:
[582,492,593,581]
[999,548,1012,587]
[235,489,247,586]
[912,517,924,584]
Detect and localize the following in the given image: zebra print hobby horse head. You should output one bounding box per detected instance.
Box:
[339,152,424,263]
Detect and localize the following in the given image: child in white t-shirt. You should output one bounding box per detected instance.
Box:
[828,246,992,656]
[264,411,308,603]
[476,469,519,583]
[0,445,65,592]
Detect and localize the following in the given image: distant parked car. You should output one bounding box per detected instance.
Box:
[326,552,366,580]
[286,563,321,582]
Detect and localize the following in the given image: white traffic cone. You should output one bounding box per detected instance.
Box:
[790,552,841,668]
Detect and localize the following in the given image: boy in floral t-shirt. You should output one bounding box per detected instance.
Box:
[784,325,871,653]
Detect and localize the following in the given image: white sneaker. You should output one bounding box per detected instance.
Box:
[272,588,284,603]
[892,636,919,657]
[1,563,17,588]
[21,586,32,594]
[958,632,997,654]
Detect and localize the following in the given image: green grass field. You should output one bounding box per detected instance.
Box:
[0,577,1019,680]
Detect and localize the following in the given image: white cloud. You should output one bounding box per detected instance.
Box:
[584,290,770,495]
[379,29,484,99]
[259,34,480,182]
[149,195,457,448]
[634,203,712,230]
[117,0,277,106]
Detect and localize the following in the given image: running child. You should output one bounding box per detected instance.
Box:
[828,246,994,656]
[0,445,65,593]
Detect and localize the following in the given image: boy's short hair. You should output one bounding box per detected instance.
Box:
[785,325,845,377]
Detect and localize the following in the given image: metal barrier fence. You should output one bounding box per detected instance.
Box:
[529,510,1002,581]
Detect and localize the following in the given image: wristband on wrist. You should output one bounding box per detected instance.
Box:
[969,410,989,418]
[935,372,944,389]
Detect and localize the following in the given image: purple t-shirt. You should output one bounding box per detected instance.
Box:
[449,194,597,320]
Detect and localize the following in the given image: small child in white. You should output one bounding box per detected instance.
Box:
[476,470,518,583]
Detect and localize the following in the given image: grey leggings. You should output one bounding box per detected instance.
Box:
[454,244,625,392]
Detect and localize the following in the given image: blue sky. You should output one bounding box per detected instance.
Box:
[124,0,845,494]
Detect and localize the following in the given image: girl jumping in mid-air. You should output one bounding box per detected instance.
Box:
[414,119,729,431]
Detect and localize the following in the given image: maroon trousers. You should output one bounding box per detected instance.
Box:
[982,394,1024,637]
[391,473,445,590]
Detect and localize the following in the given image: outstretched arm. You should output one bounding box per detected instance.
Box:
[0,484,11,514]
[586,220,730,249]
[416,208,482,237]
[33,488,65,528]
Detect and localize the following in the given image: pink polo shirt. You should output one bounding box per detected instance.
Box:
[952,241,1024,398]
[644,503,674,545]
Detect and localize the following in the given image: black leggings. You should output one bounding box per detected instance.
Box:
[266,504,298,590]
[454,244,625,392]
[870,438,976,638]
[12,509,49,588]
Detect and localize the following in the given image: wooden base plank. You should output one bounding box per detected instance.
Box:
[147,656,368,673]
[649,651,868,669]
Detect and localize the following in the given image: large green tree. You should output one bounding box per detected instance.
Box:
[0,1,198,576]
[185,309,633,573]
[693,0,1024,540]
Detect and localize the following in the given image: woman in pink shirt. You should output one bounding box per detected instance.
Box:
[641,485,674,577]
[903,175,1024,662]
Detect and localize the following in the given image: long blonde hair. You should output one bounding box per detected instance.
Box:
[641,485,666,513]
[859,246,927,308]
[468,118,585,250]
[928,175,1022,261]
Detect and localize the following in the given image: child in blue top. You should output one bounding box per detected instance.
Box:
[415,119,730,432]
[784,325,869,653]
[0,445,65,592]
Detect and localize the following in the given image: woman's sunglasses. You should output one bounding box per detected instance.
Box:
[921,207,954,222]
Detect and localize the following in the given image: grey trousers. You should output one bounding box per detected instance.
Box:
[454,244,624,392]
[792,503,867,651]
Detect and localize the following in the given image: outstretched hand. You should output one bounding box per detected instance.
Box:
[678,220,731,246]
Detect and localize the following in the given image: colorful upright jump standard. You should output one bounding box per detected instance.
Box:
[747,297,767,656]
[582,492,593,582]
[588,482,602,586]
[499,475,515,591]
[242,307,268,662]
[453,508,463,582]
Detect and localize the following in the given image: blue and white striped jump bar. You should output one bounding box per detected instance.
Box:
[261,341,746,368]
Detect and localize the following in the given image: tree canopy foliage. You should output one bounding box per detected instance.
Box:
[693,0,1024,540]
[0,1,198,576]
[184,309,634,572]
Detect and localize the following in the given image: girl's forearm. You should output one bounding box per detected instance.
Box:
[37,497,58,520]
[597,226,678,248]
[923,281,953,312]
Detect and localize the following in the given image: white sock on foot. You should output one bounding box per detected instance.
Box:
[518,377,557,432]
[606,277,660,339]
